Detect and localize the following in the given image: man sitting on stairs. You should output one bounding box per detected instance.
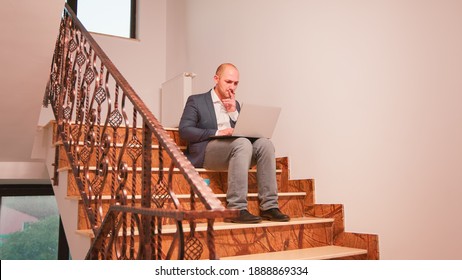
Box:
[179,63,290,224]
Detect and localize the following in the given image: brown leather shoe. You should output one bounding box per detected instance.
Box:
[260,208,290,222]
[225,209,262,224]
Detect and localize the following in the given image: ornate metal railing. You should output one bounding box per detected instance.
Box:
[43,4,237,260]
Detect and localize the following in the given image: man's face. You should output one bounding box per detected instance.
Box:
[214,66,239,99]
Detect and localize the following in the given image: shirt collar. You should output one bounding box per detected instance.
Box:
[211,88,222,104]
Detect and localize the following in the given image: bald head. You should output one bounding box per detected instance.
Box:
[215,63,238,77]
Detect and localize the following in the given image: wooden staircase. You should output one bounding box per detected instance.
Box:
[43,123,379,260]
[41,4,379,260]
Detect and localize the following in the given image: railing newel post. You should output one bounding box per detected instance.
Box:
[141,121,153,259]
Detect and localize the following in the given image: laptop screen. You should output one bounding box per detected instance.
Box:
[231,103,281,138]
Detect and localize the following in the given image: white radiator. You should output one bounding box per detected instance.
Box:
[160,72,196,128]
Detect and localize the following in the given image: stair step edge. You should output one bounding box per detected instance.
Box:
[221,245,368,260]
[66,192,306,201]
[51,122,179,132]
[54,140,187,150]
[75,217,334,238]
[57,166,281,173]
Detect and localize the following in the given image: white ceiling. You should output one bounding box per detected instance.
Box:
[0,0,64,182]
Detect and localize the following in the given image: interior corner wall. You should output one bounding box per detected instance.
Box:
[180,0,462,259]
[166,0,189,80]
[90,0,167,118]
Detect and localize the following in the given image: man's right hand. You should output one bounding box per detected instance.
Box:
[222,90,236,112]
[217,128,234,136]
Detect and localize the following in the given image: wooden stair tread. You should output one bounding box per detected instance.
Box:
[221,245,368,260]
[75,217,334,238]
[54,140,187,150]
[57,166,281,173]
[66,192,306,201]
[51,122,179,132]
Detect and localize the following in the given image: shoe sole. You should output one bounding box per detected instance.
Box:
[224,218,262,224]
[260,216,291,222]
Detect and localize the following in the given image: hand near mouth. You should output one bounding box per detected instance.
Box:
[222,89,236,112]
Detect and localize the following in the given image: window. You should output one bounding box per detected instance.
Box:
[0,185,69,260]
[67,0,137,39]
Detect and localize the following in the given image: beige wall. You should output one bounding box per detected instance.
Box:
[1,0,63,182]
[174,0,462,259]
[166,0,188,79]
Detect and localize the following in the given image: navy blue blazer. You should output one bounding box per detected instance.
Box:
[179,90,241,167]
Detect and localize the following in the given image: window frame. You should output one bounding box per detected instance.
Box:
[67,0,137,39]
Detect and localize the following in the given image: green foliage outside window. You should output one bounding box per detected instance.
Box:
[0,215,59,260]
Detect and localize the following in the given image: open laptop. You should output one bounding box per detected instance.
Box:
[211,103,281,139]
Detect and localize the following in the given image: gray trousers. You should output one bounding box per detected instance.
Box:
[203,137,279,211]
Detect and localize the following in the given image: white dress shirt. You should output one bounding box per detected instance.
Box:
[211,88,239,134]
